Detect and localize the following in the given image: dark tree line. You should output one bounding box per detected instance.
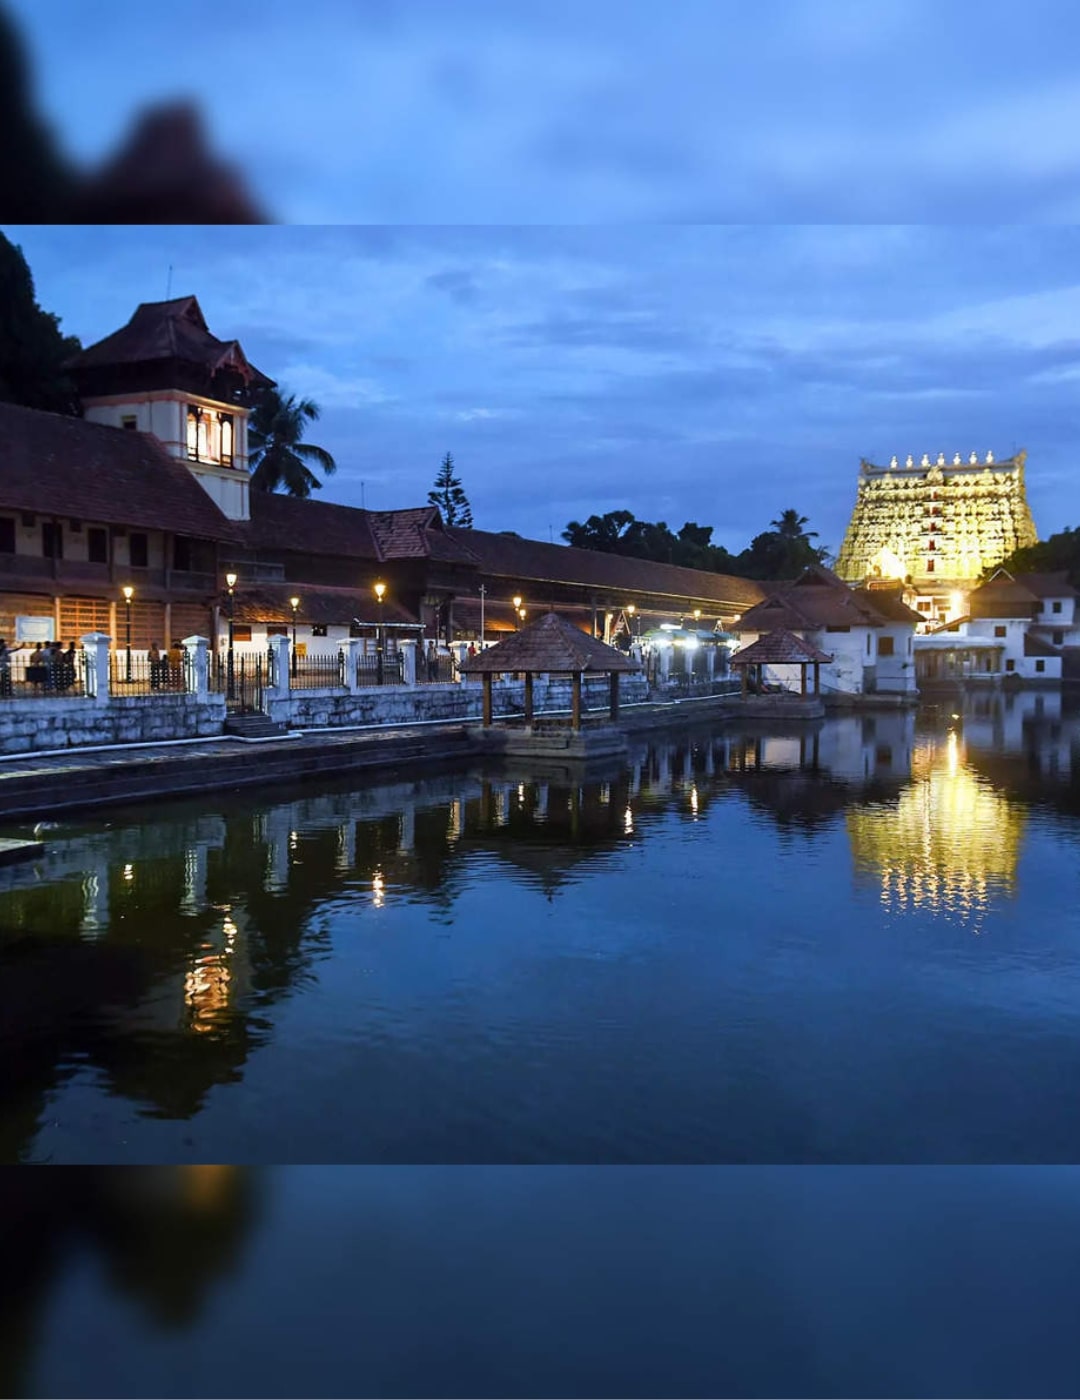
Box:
[563,507,828,580]
[994,527,1080,588]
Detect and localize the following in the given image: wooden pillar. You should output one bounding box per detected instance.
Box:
[740,666,747,699]
[523,671,534,727]
[800,663,807,696]
[571,671,582,731]
[609,670,619,721]
[482,671,493,726]
[814,662,820,694]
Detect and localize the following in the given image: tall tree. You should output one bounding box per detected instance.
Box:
[994,526,1080,588]
[737,509,828,580]
[428,451,473,527]
[770,508,817,542]
[248,386,337,497]
[0,233,82,415]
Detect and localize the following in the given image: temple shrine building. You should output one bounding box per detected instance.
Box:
[835,451,1038,628]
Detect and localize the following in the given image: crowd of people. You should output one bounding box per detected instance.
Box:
[0,639,187,696]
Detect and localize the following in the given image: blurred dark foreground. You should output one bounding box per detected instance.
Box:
[5,1167,1080,1398]
[1,6,264,223]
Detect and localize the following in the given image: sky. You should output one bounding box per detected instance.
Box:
[9,0,1080,224]
[8,223,1080,556]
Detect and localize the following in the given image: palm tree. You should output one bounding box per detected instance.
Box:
[248,387,337,497]
[770,508,818,542]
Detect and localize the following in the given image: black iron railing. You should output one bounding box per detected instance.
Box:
[291,652,346,689]
[417,654,457,684]
[109,653,186,696]
[0,648,87,699]
[356,653,404,687]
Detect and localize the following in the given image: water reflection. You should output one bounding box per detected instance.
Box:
[1,697,1078,1164]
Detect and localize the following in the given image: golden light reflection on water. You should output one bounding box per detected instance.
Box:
[847,731,1024,924]
[183,912,239,1033]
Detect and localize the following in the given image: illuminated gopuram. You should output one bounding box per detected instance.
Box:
[836,451,1038,624]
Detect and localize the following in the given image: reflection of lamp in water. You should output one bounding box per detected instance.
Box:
[372,870,385,908]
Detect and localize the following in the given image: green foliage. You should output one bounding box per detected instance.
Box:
[248,386,337,497]
[428,451,473,527]
[562,507,825,579]
[993,526,1080,588]
[0,233,82,415]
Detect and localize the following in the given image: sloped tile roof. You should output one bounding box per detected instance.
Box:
[232,582,418,627]
[971,573,1040,606]
[730,628,834,666]
[1023,632,1059,658]
[737,564,920,631]
[460,610,640,673]
[68,296,273,386]
[0,401,240,541]
[1014,571,1078,600]
[246,491,379,558]
[445,527,766,610]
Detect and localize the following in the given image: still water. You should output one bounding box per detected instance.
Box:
[7,1165,1080,1398]
[2,692,1079,1164]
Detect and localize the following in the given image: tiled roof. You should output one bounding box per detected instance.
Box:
[445,527,766,610]
[0,401,240,541]
[1014,571,1078,600]
[971,573,1040,606]
[68,296,273,386]
[1024,633,1059,658]
[737,564,919,632]
[460,610,640,674]
[232,582,418,627]
[730,628,834,666]
[246,491,379,558]
[368,508,479,563]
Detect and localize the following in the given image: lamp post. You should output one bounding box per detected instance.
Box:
[121,585,134,683]
[289,596,299,678]
[513,595,522,630]
[225,571,237,700]
[627,603,636,639]
[518,608,527,625]
[693,608,702,625]
[479,583,486,649]
[374,581,386,684]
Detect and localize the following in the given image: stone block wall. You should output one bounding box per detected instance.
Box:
[0,695,227,755]
[266,674,649,730]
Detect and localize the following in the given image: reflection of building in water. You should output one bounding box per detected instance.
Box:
[847,731,1025,920]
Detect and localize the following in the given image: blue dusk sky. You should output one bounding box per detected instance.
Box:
[9,0,1080,224]
[8,223,1080,556]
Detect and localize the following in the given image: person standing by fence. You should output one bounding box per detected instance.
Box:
[0,640,10,698]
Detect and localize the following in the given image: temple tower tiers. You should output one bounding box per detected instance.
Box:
[835,451,1038,588]
[66,296,274,523]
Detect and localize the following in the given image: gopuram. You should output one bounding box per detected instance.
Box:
[835,451,1038,626]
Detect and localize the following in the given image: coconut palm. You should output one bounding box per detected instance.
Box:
[248,387,337,497]
[770,508,818,542]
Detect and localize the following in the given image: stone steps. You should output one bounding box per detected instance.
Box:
[224,713,290,739]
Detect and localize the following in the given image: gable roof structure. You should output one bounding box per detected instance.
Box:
[244,494,478,565]
[979,568,1078,602]
[729,628,834,667]
[737,564,921,633]
[459,611,640,674]
[0,401,240,541]
[67,295,274,388]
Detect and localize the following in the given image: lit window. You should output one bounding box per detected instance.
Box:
[1053,600,1063,614]
[926,560,935,573]
[994,625,1006,638]
[220,414,234,465]
[1036,659,1046,673]
[187,406,200,459]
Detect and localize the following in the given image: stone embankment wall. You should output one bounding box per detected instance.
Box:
[268,674,650,730]
[0,695,227,755]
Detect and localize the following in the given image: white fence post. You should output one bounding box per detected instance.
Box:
[80,632,112,703]
[266,635,291,698]
[181,635,210,699]
[399,639,417,686]
[345,638,363,694]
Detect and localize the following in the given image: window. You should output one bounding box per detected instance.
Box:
[875,745,893,765]
[1005,659,1016,672]
[928,538,935,550]
[867,633,872,655]
[825,624,850,633]
[87,528,108,564]
[121,415,137,430]
[878,635,895,657]
[1053,600,1063,614]
[220,414,234,465]
[311,624,329,637]
[41,522,62,559]
[232,625,253,642]
[187,405,200,460]
[1053,631,1064,645]
[129,533,149,568]
[926,560,935,573]
[918,600,932,611]
[173,536,192,571]
[994,625,1007,638]
[0,518,13,553]
[267,625,288,637]
[1036,659,1046,673]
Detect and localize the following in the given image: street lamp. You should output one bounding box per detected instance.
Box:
[289,596,300,678]
[693,608,702,624]
[627,603,637,638]
[518,608,527,624]
[121,585,134,683]
[225,571,237,700]
[513,595,523,629]
[374,581,386,684]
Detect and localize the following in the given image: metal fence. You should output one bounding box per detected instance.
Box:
[109,653,187,696]
[210,652,267,712]
[356,652,405,687]
[1,648,87,699]
[291,651,346,689]
[417,654,457,685]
